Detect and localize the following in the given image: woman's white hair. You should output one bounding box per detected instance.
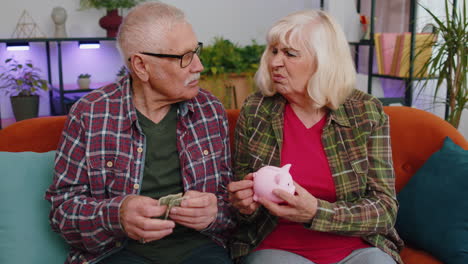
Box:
[255,9,356,110]
[117,1,187,68]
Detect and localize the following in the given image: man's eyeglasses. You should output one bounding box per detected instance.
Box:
[130,42,203,68]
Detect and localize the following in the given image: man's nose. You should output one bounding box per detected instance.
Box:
[190,54,204,72]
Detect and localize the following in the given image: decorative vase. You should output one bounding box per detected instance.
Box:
[78,78,91,89]
[51,6,68,38]
[99,9,122,38]
[10,95,39,121]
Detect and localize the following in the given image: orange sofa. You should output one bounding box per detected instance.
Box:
[1,106,467,264]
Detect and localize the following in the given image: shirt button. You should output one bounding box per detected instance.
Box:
[133,184,140,190]
[106,161,113,168]
[116,241,122,247]
[203,150,209,155]
[137,147,143,153]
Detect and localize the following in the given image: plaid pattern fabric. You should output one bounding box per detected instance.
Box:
[230,90,404,264]
[45,77,235,264]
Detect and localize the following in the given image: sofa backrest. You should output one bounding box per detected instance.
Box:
[1,106,467,193]
[385,106,468,192]
[226,109,240,154]
[0,116,67,152]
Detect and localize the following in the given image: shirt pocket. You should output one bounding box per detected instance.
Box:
[350,158,369,195]
[187,134,223,161]
[88,154,131,198]
[183,134,224,192]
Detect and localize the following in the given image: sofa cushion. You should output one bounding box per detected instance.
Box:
[0,151,68,263]
[396,137,468,264]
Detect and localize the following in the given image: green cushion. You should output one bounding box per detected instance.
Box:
[396,137,468,264]
[0,151,68,263]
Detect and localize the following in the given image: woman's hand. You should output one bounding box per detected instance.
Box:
[227,173,260,215]
[258,181,318,223]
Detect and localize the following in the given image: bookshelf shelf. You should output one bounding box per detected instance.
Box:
[0,37,115,43]
[379,97,406,105]
[348,39,372,46]
[321,0,425,107]
[368,0,424,106]
[372,74,439,81]
[61,88,95,94]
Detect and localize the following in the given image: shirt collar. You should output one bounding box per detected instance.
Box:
[119,76,138,130]
[177,99,193,117]
[272,93,351,127]
[328,105,351,127]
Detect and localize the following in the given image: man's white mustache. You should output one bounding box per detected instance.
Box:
[185,73,200,86]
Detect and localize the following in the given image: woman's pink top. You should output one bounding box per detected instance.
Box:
[255,104,369,264]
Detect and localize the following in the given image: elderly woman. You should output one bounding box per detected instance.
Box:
[228,10,404,264]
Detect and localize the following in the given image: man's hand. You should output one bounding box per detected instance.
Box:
[258,182,318,223]
[120,195,175,243]
[168,191,218,231]
[227,173,259,215]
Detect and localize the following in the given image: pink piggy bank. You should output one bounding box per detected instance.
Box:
[253,164,295,203]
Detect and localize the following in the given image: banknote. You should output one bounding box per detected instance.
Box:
[159,193,185,220]
[159,193,183,206]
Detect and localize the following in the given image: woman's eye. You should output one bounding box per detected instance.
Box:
[272,48,278,54]
[286,50,298,57]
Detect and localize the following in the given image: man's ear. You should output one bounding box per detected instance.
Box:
[130,55,150,82]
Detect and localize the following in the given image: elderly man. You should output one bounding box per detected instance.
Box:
[45,2,234,264]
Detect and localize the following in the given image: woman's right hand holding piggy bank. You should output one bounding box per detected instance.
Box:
[229,165,319,223]
[228,164,295,215]
[228,173,260,215]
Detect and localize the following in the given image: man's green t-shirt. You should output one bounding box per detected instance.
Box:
[126,105,212,264]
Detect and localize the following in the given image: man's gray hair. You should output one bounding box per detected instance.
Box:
[117,1,187,67]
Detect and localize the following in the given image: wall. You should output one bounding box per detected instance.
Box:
[0,0,318,127]
[0,0,466,138]
[0,0,317,45]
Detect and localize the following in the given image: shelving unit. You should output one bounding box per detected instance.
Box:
[0,37,118,114]
[321,0,434,107]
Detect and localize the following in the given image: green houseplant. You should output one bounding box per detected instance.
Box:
[417,0,467,128]
[199,37,265,108]
[78,73,91,78]
[77,73,91,89]
[0,58,49,121]
[79,0,144,10]
[116,65,127,81]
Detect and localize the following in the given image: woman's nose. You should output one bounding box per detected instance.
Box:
[270,54,284,68]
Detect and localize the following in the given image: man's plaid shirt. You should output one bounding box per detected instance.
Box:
[230,90,404,264]
[45,77,235,264]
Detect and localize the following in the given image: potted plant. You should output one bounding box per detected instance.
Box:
[199,37,265,108]
[116,65,127,81]
[417,0,467,128]
[0,58,49,121]
[77,73,91,89]
[79,0,144,37]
